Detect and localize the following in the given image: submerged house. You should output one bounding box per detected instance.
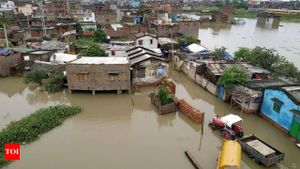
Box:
[127,47,168,87]
[66,57,130,95]
[230,79,292,114]
[0,48,22,76]
[260,86,300,141]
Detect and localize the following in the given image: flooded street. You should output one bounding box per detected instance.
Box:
[198,18,300,68]
[1,70,299,169]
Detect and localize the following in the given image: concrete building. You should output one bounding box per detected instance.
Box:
[66,57,130,95]
[135,32,158,49]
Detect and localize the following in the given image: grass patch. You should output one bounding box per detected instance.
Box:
[0,105,81,168]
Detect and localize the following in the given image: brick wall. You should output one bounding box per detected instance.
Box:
[178,99,204,124]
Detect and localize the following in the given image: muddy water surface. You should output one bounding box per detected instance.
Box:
[198,18,300,68]
[1,70,299,169]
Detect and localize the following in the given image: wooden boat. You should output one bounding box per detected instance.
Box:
[238,135,284,166]
[296,142,300,149]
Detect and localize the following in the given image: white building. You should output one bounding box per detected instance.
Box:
[135,33,158,49]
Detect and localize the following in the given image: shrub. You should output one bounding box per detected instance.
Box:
[44,71,65,93]
[0,105,81,168]
[80,43,107,56]
[217,66,248,89]
[23,69,47,85]
[158,87,174,105]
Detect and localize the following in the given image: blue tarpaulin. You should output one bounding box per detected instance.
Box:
[0,48,14,56]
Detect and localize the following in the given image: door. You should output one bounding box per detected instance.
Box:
[290,115,300,141]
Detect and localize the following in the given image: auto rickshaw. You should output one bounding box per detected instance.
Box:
[216,140,241,169]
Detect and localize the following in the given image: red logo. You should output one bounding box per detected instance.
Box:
[4,144,20,161]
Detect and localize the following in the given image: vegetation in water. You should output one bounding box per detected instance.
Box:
[178,35,199,47]
[217,66,248,89]
[234,46,300,81]
[44,71,65,93]
[80,43,107,57]
[158,87,174,105]
[23,69,47,85]
[213,46,227,60]
[0,105,81,168]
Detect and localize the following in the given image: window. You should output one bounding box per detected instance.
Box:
[137,67,146,78]
[138,40,143,45]
[77,73,89,81]
[111,50,115,56]
[272,98,283,113]
[109,72,119,81]
[150,39,153,44]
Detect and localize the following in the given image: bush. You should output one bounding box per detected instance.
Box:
[23,69,47,85]
[178,35,199,47]
[93,29,107,43]
[80,43,107,56]
[158,87,174,105]
[217,66,248,89]
[44,71,65,93]
[0,105,81,168]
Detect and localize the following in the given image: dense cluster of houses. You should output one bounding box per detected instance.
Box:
[175,47,300,142]
[0,0,298,143]
[0,0,235,46]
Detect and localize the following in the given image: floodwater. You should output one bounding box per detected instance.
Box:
[1,70,299,169]
[198,18,300,68]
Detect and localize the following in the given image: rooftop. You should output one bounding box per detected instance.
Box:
[71,57,129,65]
[244,79,293,90]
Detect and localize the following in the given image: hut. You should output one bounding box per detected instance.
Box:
[0,48,23,77]
[66,57,130,95]
[260,85,300,141]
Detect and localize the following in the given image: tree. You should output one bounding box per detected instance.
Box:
[93,29,107,43]
[234,47,251,61]
[217,67,248,89]
[178,36,199,47]
[24,69,48,85]
[213,46,227,59]
[80,43,107,56]
[44,71,65,93]
[75,22,83,33]
[234,46,299,80]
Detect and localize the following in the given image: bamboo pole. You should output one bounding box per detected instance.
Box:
[184,151,202,169]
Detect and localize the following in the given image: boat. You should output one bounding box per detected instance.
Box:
[238,135,284,166]
[296,142,300,149]
[232,18,246,25]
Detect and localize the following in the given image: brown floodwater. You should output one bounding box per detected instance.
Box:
[1,70,299,169]
[198,18,300,68]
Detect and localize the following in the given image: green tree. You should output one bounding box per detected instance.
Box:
[75,22,83,33]
[24,69,48,85]
[213,46,227,59]
[80,43,107,56]
[73,38,94,49]
[217,67,248,89]
[178,36,199,46]
[234,47,251,61]
[44,72,65,93]
[93,29,107,43]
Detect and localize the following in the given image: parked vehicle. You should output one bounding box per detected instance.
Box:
[238,135,284,166]
[209,114,244,140]
[216,140,241,169]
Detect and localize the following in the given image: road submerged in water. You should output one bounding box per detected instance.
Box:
[0,70,299,169]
